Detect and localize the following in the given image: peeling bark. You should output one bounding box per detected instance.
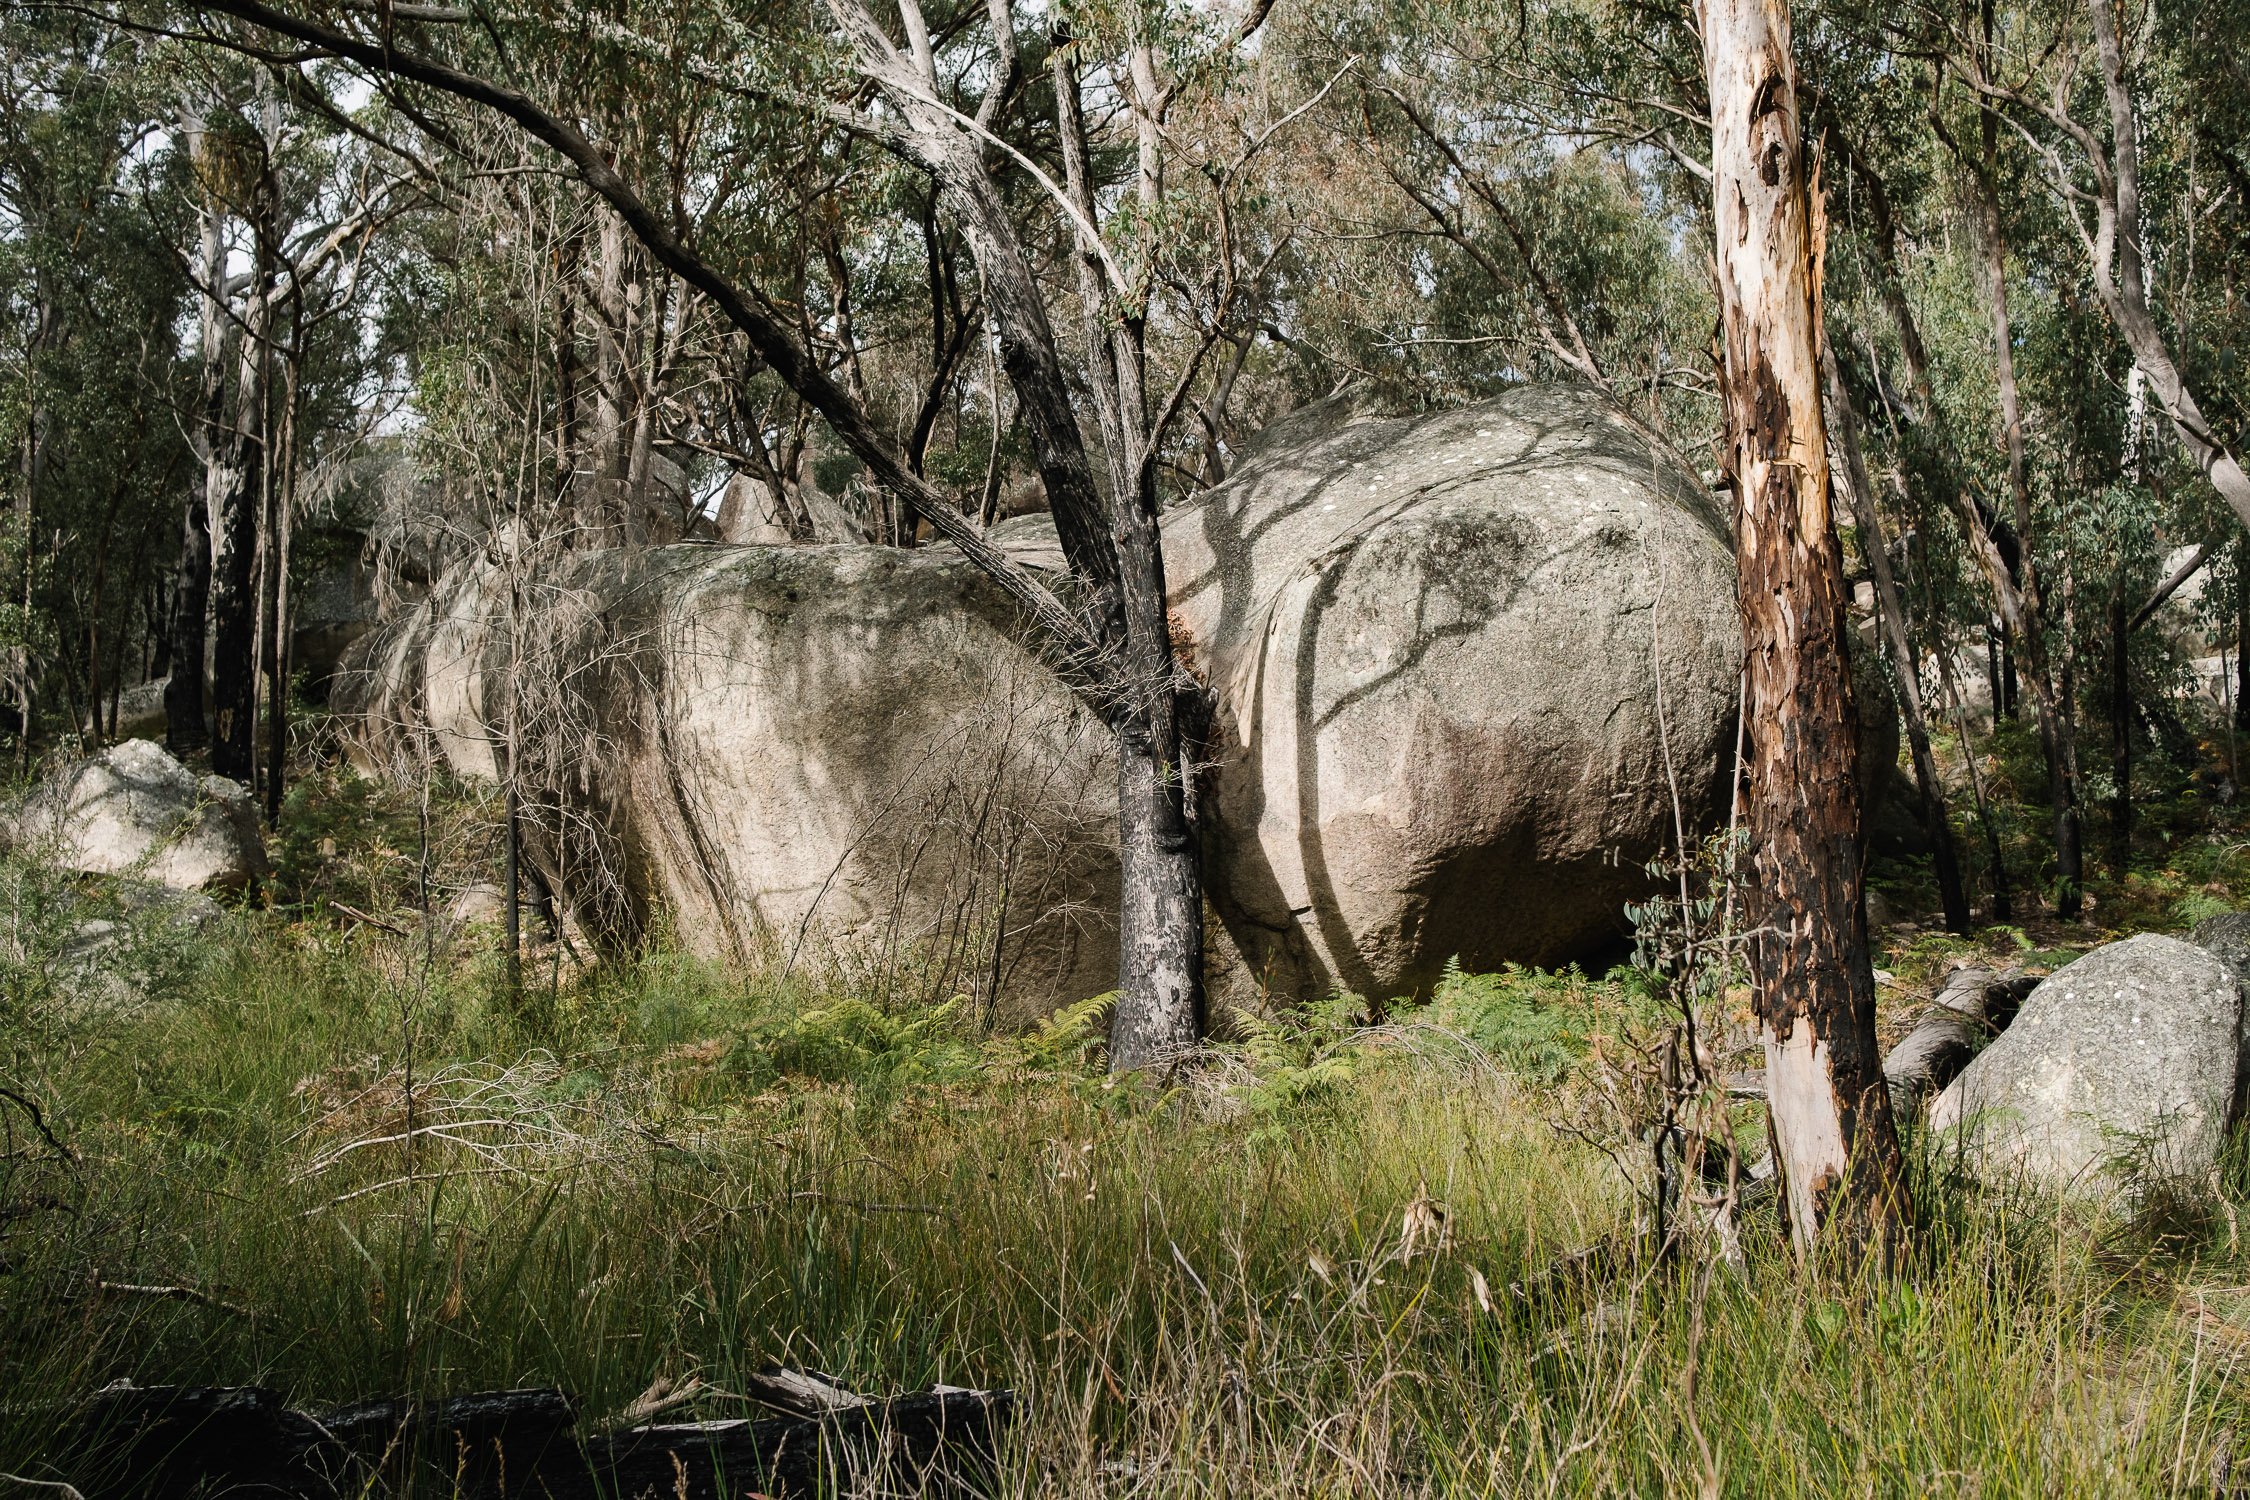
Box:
[1699,0,1908,1257]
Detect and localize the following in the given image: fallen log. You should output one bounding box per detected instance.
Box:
[1882,965,2038,1120]
[38,1371,1014,1499]
[590,1388,1015,1500]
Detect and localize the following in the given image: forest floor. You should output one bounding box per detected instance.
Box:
[8,717,2250,1495]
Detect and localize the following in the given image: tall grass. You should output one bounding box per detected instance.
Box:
[4,878,2249,1495]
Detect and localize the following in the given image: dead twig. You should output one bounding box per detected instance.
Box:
[87,1278,253,1319]
[0,1085,76,1164]
[328,900,407,935]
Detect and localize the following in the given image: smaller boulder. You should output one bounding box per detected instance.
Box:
[448,882,509,928]
[2192,909,2250,985]
[1926,934,2245,1196]
[7,739,267,891]
[57,880,227,1015]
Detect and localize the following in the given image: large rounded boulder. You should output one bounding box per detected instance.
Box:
[339,544,1118,1019]
[338,385,1744,1014]
[1160,387,1741,1003]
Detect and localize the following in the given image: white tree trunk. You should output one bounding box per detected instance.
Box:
[1699,0,1907,1257]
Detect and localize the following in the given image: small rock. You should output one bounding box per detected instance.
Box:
[1926,933,2245,1196]
[448,882,509,927]
[56,879,227,1015]
[5,740,267,891]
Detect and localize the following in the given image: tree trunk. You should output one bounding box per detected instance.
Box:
[1699,0,1907,1258]
[589,207,642,542]
[2110,584,2130,871]
[1965,115,2081,918]
[209,273,268,787]
[2237,541,2250,734]
[1112,715,1203,1068]
[2056,554,2084,909]
[504,778,523,1003]
[265,345,299,820]
[163,495,213,755]
[1048,35,1203,1069]
[2084,0,2250,533]
[166,183,225,756]
[1937,647,2013,920]
[1825,342,1971,934]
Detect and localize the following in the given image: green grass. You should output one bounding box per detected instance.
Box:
[6,869,2250,1497]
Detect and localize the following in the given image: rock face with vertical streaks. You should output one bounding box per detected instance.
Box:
[1148,386,1743,1005]
[336,386,1750,1016]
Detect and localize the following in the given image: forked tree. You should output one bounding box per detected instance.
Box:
[1697,0,1909,1256]
[175,0,1244,1070]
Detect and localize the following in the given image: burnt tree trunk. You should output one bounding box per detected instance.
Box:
[1051,35,1203,1068]
[1699,0,1908,1257]
[166,179,225,756]
[2110,584,2130,870]
[264,339,298,819]
[208,269,268,787]
[826,1,1201,1069]
[164,492,214,756]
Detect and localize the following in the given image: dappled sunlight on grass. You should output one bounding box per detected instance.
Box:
[3,879,2248,1495]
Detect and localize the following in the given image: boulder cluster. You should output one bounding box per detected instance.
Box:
[3,737,266,892]
[331,385,1747,1014]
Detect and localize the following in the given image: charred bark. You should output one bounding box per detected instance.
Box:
[162,495,214,756]
[2110,585,2130,871]
[166,181,227,756]
[1050,33,1203,1069]
[208,274,267,787]
[1700,0,1908,1257]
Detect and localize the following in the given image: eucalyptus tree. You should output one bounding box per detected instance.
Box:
[159,0,1311,1068]
[1698,0,1907,1256]
[158,55,417,800]
[1831,0,2249,898]
[0,11,195,759]
[1937,0,2250,528]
